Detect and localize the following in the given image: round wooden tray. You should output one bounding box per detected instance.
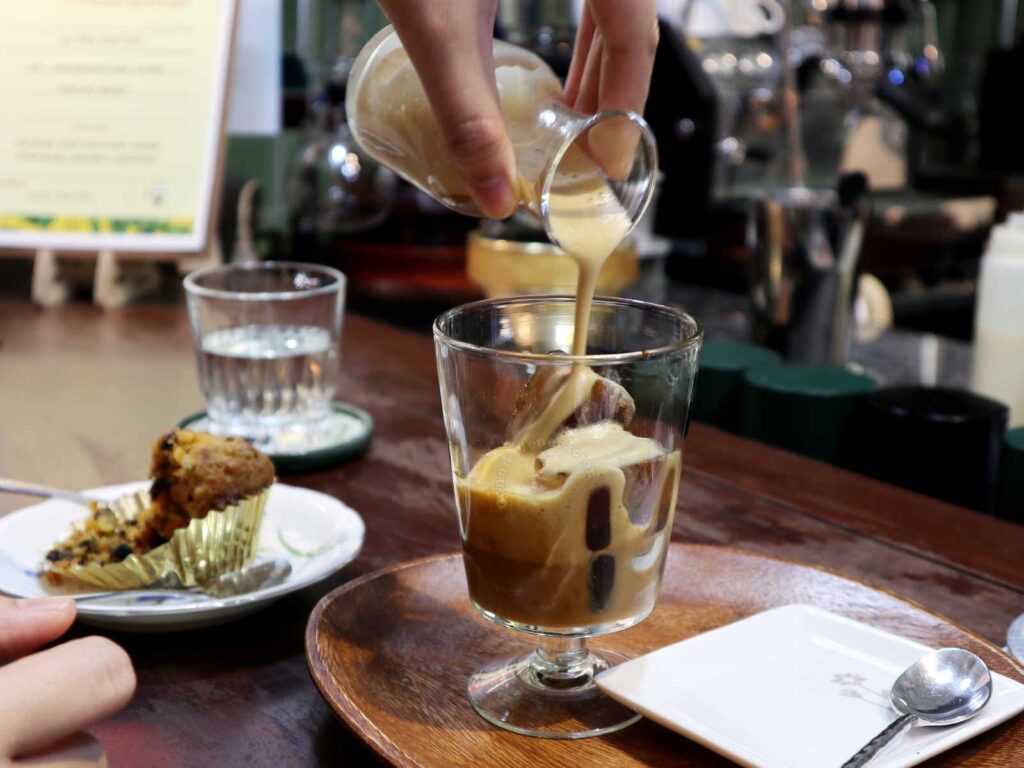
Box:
[305,544,1024,767]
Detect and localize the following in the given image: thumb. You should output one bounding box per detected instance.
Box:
[381,3,517,218]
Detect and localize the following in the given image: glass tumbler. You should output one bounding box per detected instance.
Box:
[434,296,702,738]
[183,262,345,449]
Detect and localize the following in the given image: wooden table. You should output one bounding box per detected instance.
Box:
[1,302,1022,767]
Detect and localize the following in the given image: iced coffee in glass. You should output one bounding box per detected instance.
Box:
[435,297,701,738]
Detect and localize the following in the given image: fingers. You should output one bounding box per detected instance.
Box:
[573,34,604,116]
[563,4,595,105]
[588,0,659,115]
[0,598,76,660]
[0,637,136,759]
[568,0,659,179]
[380,0,517,218]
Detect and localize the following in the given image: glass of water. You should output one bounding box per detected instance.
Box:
[183,262,345,448]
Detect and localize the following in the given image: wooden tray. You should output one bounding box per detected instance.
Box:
[305,544,1024,767]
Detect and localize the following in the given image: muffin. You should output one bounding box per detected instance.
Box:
[46,430,274,587]
[141,430,275,541]
[44,505,146,570]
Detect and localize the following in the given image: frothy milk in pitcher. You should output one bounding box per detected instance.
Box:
[347,27,564,212]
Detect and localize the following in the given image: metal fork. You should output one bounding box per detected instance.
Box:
[0,478,107,505]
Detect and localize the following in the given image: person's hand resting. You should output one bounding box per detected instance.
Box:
[0,597,135,764]
[378,0,658,217]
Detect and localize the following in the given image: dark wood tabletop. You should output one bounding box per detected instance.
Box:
[1,302,1023,768]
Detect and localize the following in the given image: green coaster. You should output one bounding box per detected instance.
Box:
[743,364,876,464]
[177,402,373,474]
[692,341,781,432]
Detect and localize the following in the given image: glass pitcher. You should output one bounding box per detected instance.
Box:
[345,25,658,249]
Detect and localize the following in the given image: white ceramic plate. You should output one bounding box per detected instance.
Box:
[597,604,1024,768]
[0,482,364,630]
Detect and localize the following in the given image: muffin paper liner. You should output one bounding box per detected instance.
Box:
[53,487,269,589]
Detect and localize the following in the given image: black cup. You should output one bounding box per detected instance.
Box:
[851,386,1009,513]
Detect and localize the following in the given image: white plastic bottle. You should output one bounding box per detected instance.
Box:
[971,212,1024,426]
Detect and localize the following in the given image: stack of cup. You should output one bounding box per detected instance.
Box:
[691,341,781,433]
[849,387,1009,513]
[742,364,876,465]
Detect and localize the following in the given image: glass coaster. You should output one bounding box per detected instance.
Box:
[178,403,373,474]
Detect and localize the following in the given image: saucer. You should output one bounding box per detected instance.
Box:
[178,402,373,474]
[597,604,1024,768]
[0,482,365,630]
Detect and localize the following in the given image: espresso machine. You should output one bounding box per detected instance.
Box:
[653,0,952,364]
[757,0,955,364]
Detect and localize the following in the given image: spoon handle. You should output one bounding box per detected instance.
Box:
[0,478,100,505]
[75,590,209,605]
[841,713,917,768]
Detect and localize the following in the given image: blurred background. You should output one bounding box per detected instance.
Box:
[3,2,1020,323]
[4,0,1024,514]
[2,0,1019,339]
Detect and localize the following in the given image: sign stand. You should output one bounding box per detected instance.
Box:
[31,248,151,310]
[93,249,157,311]
[30,250,68,308]
[29,239,223,310]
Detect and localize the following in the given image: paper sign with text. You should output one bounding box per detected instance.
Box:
[0,0,237,253]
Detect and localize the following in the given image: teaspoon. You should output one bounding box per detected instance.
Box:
[841,648,992,767]
[74,559,293,604]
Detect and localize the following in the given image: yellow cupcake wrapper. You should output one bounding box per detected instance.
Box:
[56,487,270,590]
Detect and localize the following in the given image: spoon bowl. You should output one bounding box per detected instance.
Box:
[842,648,993,767]
[893,647,992,725]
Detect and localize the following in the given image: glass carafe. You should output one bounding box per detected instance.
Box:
[345,25,658,249]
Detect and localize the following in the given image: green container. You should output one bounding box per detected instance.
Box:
[743,364,877,464]
[692,341,781,432]
[996,427,1024,524]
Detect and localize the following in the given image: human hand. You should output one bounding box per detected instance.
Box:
[378,0,658,216]
[0,597,135,764]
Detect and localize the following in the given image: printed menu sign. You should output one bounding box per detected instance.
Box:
[0,0,236,252]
